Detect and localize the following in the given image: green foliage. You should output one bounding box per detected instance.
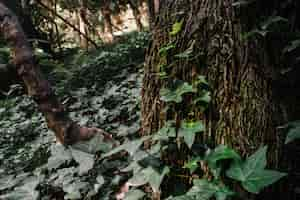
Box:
[160,81,196,103]
[284,120,300,144]
[169,20,184,36]
[0,32,148,199]
[226,146,287,194]
[170,179,234,200]
[179,120,205,148]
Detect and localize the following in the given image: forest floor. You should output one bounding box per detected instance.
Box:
[0,32,149,200]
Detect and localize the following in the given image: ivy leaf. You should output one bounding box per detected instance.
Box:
[215,186,235,200]
[242,170,287,194]
[194,91,211,104]
[71,133,114,154]
[184,157,201,174]
[179,120,205,148]
[153,121,176,141]
[63,181,89,200]
[193,75,209,87]
[187,179,218,200]
[0,176,40,200]
[170,20,184,36]
[160,82,196,103]
[260,16,288,30]
[102,136,151,158]
[226,160,245,181]
[70,147,95,175]
[159,43,176,56]
[47,144,72,170]
[0,175,20,191]
[174,40,195,58]
[283,40,300,54]
[243,146,267,176]
[205,145,241,170]
[124,189,146,200]
[128,166,169,193]
[232,0,256,7]
[226,146,287,194]
[285,121,300,144]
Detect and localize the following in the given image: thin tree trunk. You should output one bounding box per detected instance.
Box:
[128,1,143,31]
[0,2,108,145]
[35,0,98,48]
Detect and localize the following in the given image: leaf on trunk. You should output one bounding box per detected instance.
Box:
[160,81,196,103]
[226,146,287,193]
[179,120,205,148]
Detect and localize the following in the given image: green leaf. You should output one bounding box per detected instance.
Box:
[124,189,146,200]
[63,181,88,200]
[194,75,209,86]
[283,40,300,54]
[205,145,241,170]
[179,120,205,148]
[232,0,255,7]
[226,146,287,194]
[47,144,72,170]
[215,186,235,200]
[128,166,169,192]
[0,175,20,191]
[153,121,176,141]
[0,176,40,200]
[159,43,176,56]
[260,16,288,30]
[184,157,201,173]
[243,146,267,176]
[242,170,287,194]
[170,20,184,36]
[186,179,217,200]
[71,133,114,154]
[285,121,300,144]
[194,91,211,104]
[70,147,95,175]
[160,81,196,103]
[102,136,151,158]
[174,40,195,58]
[226,160,245,181]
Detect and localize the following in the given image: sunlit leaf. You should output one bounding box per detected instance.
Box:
[184,157,201,173]
[179,120,205,148]
[170,20,184,36]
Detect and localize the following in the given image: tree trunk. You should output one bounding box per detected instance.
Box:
[142,0,284,175]
[0,2,108,145]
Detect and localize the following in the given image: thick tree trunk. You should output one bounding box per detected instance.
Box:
[0,2,107,145]
[142,0,284,171]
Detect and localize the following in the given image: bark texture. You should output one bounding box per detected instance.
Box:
[0,2,106,145]
[142,0,283,165]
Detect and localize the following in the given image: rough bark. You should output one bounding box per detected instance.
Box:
[0,2,107,145]
[142,0,283,168]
